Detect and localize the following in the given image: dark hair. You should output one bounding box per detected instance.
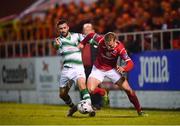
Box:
[56,18,68,26]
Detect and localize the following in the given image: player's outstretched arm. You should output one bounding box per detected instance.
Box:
[52,37,61,50]
[80,33,95,45]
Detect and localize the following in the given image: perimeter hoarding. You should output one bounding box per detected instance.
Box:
[0,58,35,90]
[128,50,180,90]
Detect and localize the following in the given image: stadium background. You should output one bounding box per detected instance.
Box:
[0,0,180,110]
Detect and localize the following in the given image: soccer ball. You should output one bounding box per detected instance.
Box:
[77,100,93,114]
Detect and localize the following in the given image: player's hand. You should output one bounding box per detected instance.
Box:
[52,37,61,50]
[116,65,125,74]
[77,43,84,49]
[55,38,61,45]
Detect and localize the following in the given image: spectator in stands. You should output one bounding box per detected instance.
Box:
[0,0,179,52]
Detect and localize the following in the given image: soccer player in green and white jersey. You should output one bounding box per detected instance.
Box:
[53,19,95,117]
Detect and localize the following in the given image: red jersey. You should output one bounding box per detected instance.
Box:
[81,33,134,71]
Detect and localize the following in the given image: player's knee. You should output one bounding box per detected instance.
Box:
[88,87,94,94]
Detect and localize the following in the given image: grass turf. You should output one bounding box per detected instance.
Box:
[0,103,180,125]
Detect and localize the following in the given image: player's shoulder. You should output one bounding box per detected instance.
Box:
[95,33,103,38]
[70,32,84,41]
[93,33,104,43]
[116,40,125,48]
[71,32,83,38]
[115,41,126,53]
[70,32,82,36]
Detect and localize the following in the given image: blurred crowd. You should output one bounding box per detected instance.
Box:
[0,0,179,42]
[0,0,179,58]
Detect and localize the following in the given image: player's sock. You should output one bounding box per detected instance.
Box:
[125,91,141,113]
[62,95,74,108]
[80,89,91,104]
[81,89,96,117]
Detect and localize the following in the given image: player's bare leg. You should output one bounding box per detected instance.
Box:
[59,81,77,117]
[87,77,101,117]
[77,77,95,117]
[87,77,101,94]
[116,78,148,116]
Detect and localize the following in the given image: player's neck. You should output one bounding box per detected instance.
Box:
[61,32,71,39]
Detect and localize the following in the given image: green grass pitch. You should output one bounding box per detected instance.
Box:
[0,103,180,125]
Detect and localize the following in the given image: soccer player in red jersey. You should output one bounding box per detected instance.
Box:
[78,25,147,116]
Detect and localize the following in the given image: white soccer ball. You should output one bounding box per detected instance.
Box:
[77,100,93,114]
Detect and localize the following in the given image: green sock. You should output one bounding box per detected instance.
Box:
[80,89,91,104]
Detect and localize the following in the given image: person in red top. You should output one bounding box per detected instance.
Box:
[78,29,147,116]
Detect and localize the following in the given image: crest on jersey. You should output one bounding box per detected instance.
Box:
[112,50,117,54]
[123,53,129,59]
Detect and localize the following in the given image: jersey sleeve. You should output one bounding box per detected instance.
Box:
[80,33,104,46]
[118,43,134,71]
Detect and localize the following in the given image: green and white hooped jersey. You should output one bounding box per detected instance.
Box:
[56,32,84,68]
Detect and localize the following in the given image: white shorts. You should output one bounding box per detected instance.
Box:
[89,65,121,84]
[59,65,86,88]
